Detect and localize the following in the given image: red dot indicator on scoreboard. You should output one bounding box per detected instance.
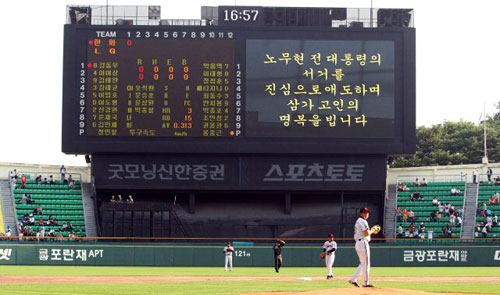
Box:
[230,131,235,136]
[88,63,93,68]
[127,40,133,46]
[89,40,94,45]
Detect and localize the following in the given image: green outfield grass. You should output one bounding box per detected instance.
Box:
[0,266,498,295]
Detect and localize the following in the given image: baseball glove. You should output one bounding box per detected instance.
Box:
[319,252,326,259]
[371,225,381,234]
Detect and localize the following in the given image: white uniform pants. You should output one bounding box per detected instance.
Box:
[325,253,335,276]
[225,255,233,271]
[351,240,370,285]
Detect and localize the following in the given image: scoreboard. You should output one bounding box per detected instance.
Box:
[62,25,415,155]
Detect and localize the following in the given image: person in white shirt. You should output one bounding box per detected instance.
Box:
[322,234,337,279]
[428,228,434,242]
[349,208,379,288]
[223,241,234,272]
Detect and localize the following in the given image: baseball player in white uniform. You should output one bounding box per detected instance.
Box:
[349,207,380,288]
[322,233,337,279]
[223,241,234,271]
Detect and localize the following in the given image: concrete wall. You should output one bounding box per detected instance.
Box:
[388,163,500,184]
[0,161,498,187]
[0,162,91,183]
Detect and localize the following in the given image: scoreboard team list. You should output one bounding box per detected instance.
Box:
[88,39,235,137]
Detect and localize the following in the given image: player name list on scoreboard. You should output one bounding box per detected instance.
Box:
[86,39,236,137]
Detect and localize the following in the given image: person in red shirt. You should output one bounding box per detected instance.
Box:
[21,174,28,189]
[403,208,408,223]
[38,217,44,225]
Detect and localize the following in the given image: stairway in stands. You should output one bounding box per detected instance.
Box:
[461,182,478,239]
[0,180,18,235]
[383,184,398,239]
[81,183,98,237]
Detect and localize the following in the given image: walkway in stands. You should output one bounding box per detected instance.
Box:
[0,179,17,235]
[461,182,478,239]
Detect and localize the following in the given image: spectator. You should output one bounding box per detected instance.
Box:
[493,215,498,227]
[475,224,482,238]
[451,187,457,196]
[62,223,67,231]
[413,227,419,238]
[9,170,14,183]
[457,215,462,226]
[446,225,452,238]
[419,222,426,232]
[397,224,403,238]
[13,169,19,183]
[28,214,35,225]
[456,188,462,195]
[36,229,41,242]
[449,214,456,227]
[20,194,28,204]
[38,217,44,225]
[60,165,67,181]
[57,231,64,241]
[490,195,496,205]
[36,205,43,215]
[432,196,439,206]
[26,194,34,204]
[473,168,478,184]
[110,195,116,204]
[20,174,28,189]
[5,226,12,239]
[127,195,134,204]
[68,175,74,189]
[411,191,421,202]
[40,226,45,238]
[408,209,415,222]
[35,175,42,184]
[409,222,415,234]
[118,195,123,203]
[430,211,438,222]
[414,178,420,186]
[403,207,408,223]
[495,176,500,186]
[49,175,55,185]
[481,225,489,238]
[398,183,409,191]
[395,207,402,222]
[487,167,493,182]
[442,225,448,238]
[42,177,48,184]
[48,215,54,225]
[422,178,428,186]
[428,228,434,242]
[420,229,426,240]
[48,229,55,237]
[53,219,58,226]
[477,204,483,216]
[67,222,74,232]
[486,215,493,228]
[404,228,410,238]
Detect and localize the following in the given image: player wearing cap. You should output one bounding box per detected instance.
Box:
[273,239,286,273]
[349,208,380,288]
[322,234,337,279]
[223,241,234,272]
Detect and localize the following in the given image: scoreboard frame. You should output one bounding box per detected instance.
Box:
[62,24,415,155]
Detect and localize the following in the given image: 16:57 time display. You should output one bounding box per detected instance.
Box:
[223,9,259,21]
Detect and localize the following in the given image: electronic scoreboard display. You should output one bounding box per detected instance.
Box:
[62,25,415,155]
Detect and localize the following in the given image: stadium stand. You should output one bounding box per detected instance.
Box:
[475,180,500,238]
[396,180,465,241]
[13,175,86,238]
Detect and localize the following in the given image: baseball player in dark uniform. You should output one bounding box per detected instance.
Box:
[273,239,286,273]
